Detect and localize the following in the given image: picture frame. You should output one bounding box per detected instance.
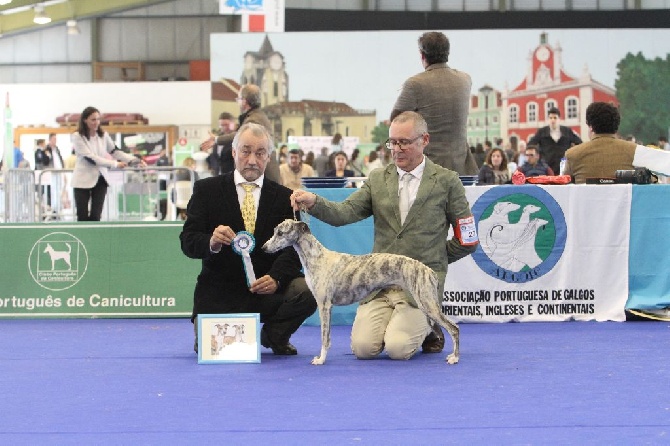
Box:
[197,313,261,364]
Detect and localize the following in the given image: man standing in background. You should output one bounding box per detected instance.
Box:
[201,84,280,182]
[206,112,237,175]
[528,106,582,175]
[391,31,478,175]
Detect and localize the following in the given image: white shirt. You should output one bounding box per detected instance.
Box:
[396,156,426,210]
[233,169,263,222]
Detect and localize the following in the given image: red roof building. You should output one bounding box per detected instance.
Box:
[501,32,617,144]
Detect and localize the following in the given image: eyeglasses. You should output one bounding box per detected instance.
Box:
[385,135,423,150]
[238,149,269,160]
[526,153,537,157]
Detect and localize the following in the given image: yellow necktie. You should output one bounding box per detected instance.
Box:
[241,183,257,234]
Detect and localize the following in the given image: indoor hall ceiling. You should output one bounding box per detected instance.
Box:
[0,0,174,37]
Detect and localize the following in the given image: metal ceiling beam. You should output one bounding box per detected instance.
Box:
[0,0,175,37]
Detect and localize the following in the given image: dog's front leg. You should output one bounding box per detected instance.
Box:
[312,302,332,365]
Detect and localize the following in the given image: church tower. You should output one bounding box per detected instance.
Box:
[240,35,289,107]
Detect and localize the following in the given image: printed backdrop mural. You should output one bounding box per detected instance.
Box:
[211,29,670,128]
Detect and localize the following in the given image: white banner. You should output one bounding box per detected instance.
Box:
[445,184,631,322]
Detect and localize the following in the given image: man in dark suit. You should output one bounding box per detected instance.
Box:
[291,112,478,361]
[180,122,316,356]
[391,31,478,175]
[206,112,236,175]
[528,106,582,175]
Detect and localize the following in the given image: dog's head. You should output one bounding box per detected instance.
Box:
[43,243,52,253]
[262,219,310,253]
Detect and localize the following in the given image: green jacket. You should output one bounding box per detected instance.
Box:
[309,158,477,292]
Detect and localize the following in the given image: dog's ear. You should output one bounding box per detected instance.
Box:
[296,221,311,234]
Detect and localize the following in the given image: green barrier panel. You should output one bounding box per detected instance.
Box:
[0,222,199,318]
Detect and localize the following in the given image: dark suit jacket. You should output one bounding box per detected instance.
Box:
[179,173,303,318]
[528,125,582,174]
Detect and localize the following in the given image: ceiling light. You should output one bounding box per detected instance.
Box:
[33,5,51,25]
[66,19,80,35]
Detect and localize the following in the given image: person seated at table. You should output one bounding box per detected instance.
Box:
[325,151,355,177]
[563,102,636,184]
[517,145,554,178]
[477,147,510,185]
[279,148,315,190]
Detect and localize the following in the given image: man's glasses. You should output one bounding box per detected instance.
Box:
[385,135,423,150]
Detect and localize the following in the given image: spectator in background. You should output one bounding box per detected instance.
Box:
[366,145,385,172]
[207,111,237,175]
[277,144,289,164]
[658,136,669,151]
[331,133,343,153]
[528,106,582,174]
[34,139,50,170]
[304,151,315,167]
[473,143,486,168]
[391,31,478,175]
[279,148,315,190]
[563,102,637,184]
[517,145,554,178]
[477,147,510,185]
[71,106,145,221]
[349,148,365,176]
[314,147,330,177]
[199,84,280,182]
[325,151,355,178]
[515,141,528,168]
[47,133,64,169]
[13,146,25,168]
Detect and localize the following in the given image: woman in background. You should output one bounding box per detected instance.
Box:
[477,147,510,185]
[325,151,354,177]
[71,106,145,221]
[349,148,365,176]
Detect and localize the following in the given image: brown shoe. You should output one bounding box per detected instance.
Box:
[421,322,445,353]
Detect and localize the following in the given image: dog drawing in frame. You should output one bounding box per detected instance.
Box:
[262,219,459,366]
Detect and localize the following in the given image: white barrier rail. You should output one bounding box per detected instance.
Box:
[1,167,195,223]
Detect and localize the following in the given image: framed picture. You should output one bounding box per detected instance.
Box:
[197,313,261,364]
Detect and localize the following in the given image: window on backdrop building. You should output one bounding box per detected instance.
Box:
[509,105,519,124]
[566,97,579,119]
[545,100,557,118]
[527,102,538,123]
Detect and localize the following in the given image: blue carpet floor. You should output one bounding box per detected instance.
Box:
[0,319,668,444]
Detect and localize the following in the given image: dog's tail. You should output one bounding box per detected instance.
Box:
[66,243,71,253]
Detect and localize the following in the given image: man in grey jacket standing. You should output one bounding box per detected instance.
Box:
[391,31,478,175]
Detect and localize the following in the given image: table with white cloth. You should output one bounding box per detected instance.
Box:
[302,184,670,325]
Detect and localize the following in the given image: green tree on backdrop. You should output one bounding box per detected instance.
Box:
[370,121,390,145]
[616,52,670,144]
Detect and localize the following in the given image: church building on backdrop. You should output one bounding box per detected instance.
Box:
[468,33,618,146]
[211,36,375,143]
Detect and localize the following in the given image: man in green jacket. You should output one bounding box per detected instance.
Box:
[291,111,478,360]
